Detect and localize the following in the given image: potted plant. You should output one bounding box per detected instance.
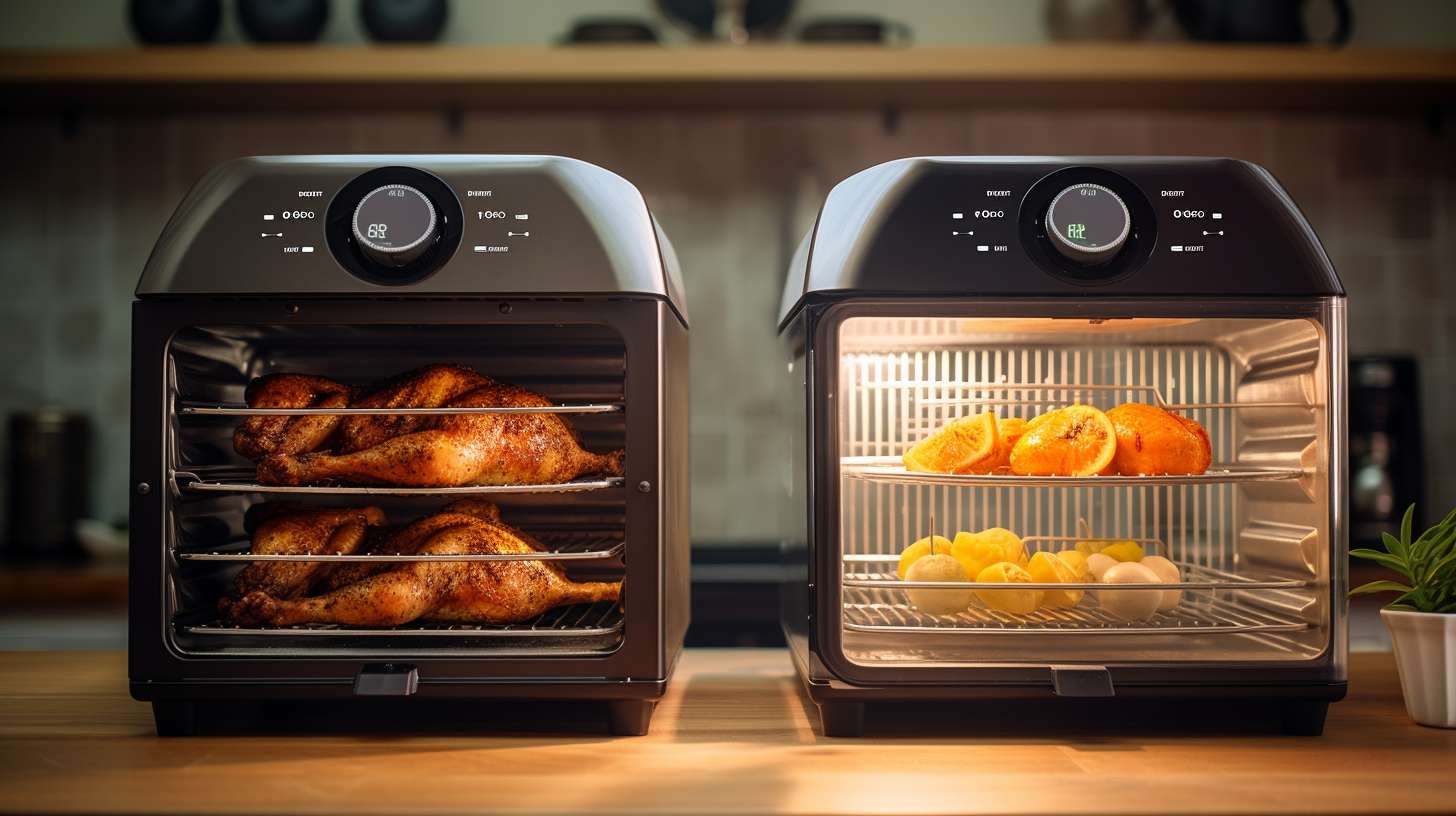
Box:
[1351,504,1456,728]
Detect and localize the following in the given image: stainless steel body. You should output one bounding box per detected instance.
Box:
[130,156,689,736]
[779,158,1347,737]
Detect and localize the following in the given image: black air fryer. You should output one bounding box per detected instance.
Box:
[779,157,1347,737]
[130,155,689,736]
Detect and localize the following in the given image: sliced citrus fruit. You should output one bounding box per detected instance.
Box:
[1055,549,1089,580]
[1028,550,1085,608]
[897,535,953,579]
[1100,540,1146,562]
[1008,404,1116,476]
[973,561,1043,615]
[956,416,1028,474]
[1105,403,1212,475]
[903,412,998,474]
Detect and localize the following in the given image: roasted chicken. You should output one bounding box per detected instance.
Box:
[334,364,492,454]
[233,374,350,459]
[233,505,386,599]
[257,381,623,487]
[222,510,620,627]
[315,498,502,593]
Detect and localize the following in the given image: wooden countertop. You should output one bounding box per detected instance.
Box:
[0,649,1450,815]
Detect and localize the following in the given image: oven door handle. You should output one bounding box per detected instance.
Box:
[1050,665,1115,698]
[353,663,420,697]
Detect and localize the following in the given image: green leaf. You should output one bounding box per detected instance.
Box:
[1351,548,1412,578]
[1400,504,1414,551]
[1350,580,1414,597]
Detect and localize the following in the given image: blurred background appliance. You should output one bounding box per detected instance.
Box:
[1349,356,1424,549]
[360,0,447,43]
[4,411,91,564]
[128,0,222,44]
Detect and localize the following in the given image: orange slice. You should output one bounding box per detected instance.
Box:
[956,416,1027,474]
[903,412,998,474]
[1105,403,1212,475]
[1008,404,1116,476]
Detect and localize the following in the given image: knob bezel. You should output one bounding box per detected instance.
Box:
[1018,167,1156,285]
[325,166,462,286]
[351,183,438,267]
[1045,182,1131,265]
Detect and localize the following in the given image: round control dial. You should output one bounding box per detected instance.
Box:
[1045,182,1131,265]
[351,183,438,268]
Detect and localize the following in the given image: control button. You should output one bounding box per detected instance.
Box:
[261,231,282,238]
[352,184,438,268]
[506,230,529,238]
[1045,182,1131,266]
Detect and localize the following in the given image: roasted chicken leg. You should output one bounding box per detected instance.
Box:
[257,382,623,487]
[233,374,350,459]
[222,515,620,626]
[233,505,386,599]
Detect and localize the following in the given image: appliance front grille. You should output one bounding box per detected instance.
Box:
[834,316,1329,664]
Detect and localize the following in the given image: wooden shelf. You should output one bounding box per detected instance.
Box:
[2,44,1454,112]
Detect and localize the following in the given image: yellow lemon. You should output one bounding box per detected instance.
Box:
[1055,549,1089,580]
[973,561,1043,615]
[1100,541,1146,562]
[1075,539,1108,555]
[950,531,995,580]
[904,554,972,615]
[898,535,952,579]
[1027,551,1084,608]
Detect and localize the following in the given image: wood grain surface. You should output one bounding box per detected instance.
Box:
[0,649,1451,815]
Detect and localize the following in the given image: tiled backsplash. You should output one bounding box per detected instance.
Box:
[0,109,1451,541]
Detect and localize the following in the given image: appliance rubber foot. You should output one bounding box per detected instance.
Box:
[818,702,865,738]
[1279,700,1329,736]
[606,700,656,736]
[151,700,197,737]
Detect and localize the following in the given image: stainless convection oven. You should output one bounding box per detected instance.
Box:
[779,157,1345,737]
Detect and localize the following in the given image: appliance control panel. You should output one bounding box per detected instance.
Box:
[838,158,1336,295]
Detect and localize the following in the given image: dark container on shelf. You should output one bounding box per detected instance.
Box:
[237,0,330,43]
[360,0,448,43]
[129,0,223,44]
[4,410,91,563]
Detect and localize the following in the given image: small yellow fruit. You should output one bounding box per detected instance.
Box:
[904,554,972,615]
[1028,551,1084,608]
[974,561,1043,615]
[950,531,993,580]
[1100,541,1146,562]
[898,535,952,579]
[1054,549,1089,580]
[1075,539,1107,556]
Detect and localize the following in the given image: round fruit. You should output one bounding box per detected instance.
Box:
[1098,562,1164,621]
[1105,403,1212,476]
[898,535,952,579]
[1085,552,1118,582]
[1055,549,1089,580]
[1008,405,1117,477]
[951,527,1027,579]
[1027,551,1084,608]
[904,554,972,615]
[903,412,998,474]
[974,561,1043,615]
[1140,555,1183,610]
[1100,541,1146,562]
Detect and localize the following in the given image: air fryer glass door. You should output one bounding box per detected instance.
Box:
[830,303,1344,672]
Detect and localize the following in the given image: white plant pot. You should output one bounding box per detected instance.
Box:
[1381,608,1456,728]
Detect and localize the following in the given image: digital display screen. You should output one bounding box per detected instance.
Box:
[1047,183,1128,251]
[354,185,434,251]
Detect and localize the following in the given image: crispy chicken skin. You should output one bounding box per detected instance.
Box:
[257,382,623,487]
[233,374,351,460]
[222,515,620,627]
[334,364,493,454]
[315,499,504,593]
[232,505,386,599]
[1105,403,1212,475]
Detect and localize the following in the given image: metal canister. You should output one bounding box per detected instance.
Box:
[4,410,91,563]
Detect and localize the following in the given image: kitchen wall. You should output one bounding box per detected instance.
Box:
[0,107,1452,541]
